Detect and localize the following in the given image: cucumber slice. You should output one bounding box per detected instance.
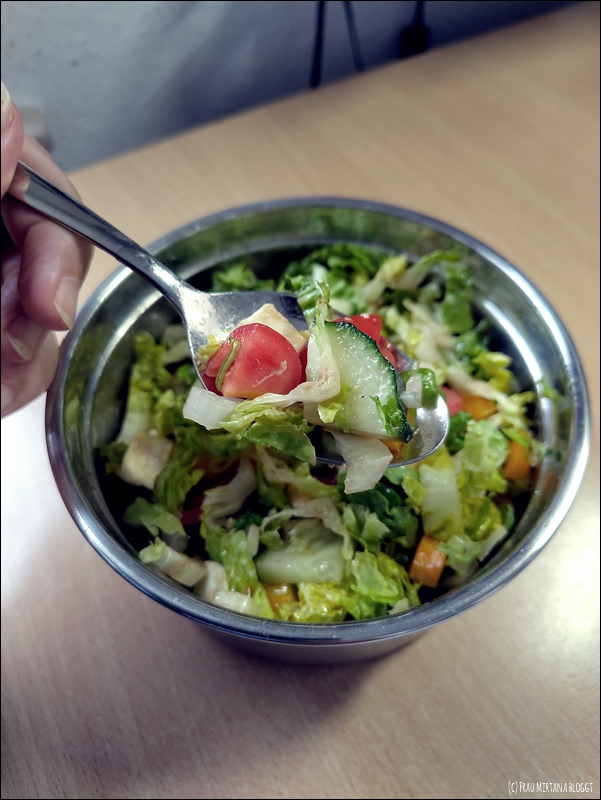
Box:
[323,321,412,442]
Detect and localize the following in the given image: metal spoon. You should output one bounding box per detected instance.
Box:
[9,161,448,466]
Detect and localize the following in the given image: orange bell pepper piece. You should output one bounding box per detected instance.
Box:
[264,583,298,616]
[503,438,531,481]
[459,393,497,421]
[409,536,447,588]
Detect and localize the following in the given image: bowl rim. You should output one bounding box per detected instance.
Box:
[46,196,591,646]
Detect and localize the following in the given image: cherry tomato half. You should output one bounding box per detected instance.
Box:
[440,386,463,417]
[205,323,302,399]
[334,314,383,341]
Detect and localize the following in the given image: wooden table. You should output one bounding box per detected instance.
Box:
[2,4,599,798]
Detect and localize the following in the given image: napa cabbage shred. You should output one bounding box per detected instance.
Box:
[100,244,542,622]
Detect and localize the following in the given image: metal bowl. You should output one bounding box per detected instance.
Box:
[46,198,590,663]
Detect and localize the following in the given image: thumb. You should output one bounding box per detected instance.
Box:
[1,82,25,198]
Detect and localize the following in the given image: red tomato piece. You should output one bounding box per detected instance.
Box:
[200,372,219,394]
[334,314,383,341]
[441,386,463,417]
[204,323,302,399]
[378,338,399,368]
[181,507,202,526]
[298,342,308,382]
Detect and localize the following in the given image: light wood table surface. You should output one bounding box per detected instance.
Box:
[2,4,599,798]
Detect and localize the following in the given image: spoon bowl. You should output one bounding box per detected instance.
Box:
[10,161,448,465]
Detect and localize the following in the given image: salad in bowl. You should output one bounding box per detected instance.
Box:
[99,243,540,623]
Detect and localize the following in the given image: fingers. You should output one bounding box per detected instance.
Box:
[2,194,92,333]
[1,131,93,341]
[1,88,91,413]
[20,132,84,201]
[1,332,59,417]
[1,83,25,198]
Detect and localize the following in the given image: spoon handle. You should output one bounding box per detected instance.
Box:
[9,161,190,316]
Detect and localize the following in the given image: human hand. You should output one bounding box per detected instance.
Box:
[1,82,92,417]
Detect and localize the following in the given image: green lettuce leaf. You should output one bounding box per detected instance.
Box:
[461,496,503,542]
[339,555,418,620]
[98,440,127,476]
[397,250,461,292]
[256,447,340,502]
[214,528,259,593]
[124,497,186,539]
[418,447,463,540]
[341,504,390,555]
[362,255,408,304]
[153,426,208,514]
[203,527,276,619]
[436,533,480,577]
[118,332,172,443]
[464,419,508,471]
[418,368,440,409]
[221,402,315,463]
[472,351,513,393]
[257,461,290,510]
[255,520,345,585]
[446,410,472,455]
[317,384,352,430]
[278,244,387,317]
[210,262,274,292]
[376,552,421,607]
[139,538,206,587]
[440,264,474,334]
[454,321,490,370]
[280,582,349,623]
[201,455,258,530]
[349,551,402,604]
[340,479,419,549]
[371,394,412,442]
[384,465,425,514]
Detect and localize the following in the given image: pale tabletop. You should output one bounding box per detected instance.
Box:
[2,4,599,799]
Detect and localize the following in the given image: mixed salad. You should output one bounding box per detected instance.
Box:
[100,244,540,622]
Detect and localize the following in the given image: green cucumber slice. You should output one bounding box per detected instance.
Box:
[323,321,412,442]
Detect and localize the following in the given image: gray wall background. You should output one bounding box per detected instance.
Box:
[1,1,575,172]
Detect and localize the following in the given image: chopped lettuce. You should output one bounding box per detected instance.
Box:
[440,263,475,334]
[343,552,420,619]
[139,538,206,587]
[256,448,340,502]
[255,521,345,585]
[463,419,508,472]
[117,332,172,443]
[124,497,187,550]
[384,465,425,514]
[436,533,480,577]
[340,479,419,550]
[446,410,472,455]
[210,262,275,292]
[98,440,127,476]
[201,455,258,529]
[221,401,315,463]
[330,432,393,493]
[153,427,205,514]
[472,351,513,393]
[280,582,349,623]
[418,448,463,540]
[101,244,540,623]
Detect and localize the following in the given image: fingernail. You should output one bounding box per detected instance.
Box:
[1,81,13,135]
[54,276,79,329]
[1,384,14,416]
[6,316,44,361]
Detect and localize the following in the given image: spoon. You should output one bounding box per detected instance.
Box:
[9,161,448,466]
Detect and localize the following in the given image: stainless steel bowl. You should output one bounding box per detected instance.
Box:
[46,198,590,663]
